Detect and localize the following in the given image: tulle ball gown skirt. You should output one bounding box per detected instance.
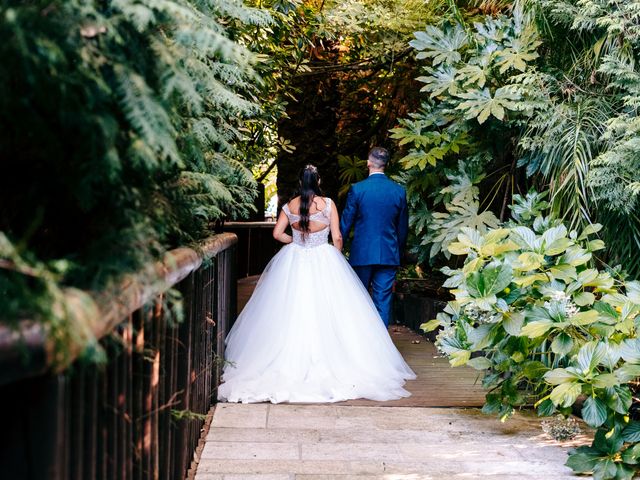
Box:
[217,242,416,404]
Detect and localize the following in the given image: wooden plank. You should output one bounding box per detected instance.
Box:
[338,326,486,407]
[236,275,259,313]
[236,276,487,408]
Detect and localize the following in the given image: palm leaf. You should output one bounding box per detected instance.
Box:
[522,98,611,230]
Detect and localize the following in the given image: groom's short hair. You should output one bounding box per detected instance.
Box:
[368,147,389,168]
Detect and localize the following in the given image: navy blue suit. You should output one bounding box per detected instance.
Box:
[340,173,409,327]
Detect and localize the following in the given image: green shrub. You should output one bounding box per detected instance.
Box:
[425,191,640,479]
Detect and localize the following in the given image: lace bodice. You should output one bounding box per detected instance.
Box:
[283,198,331,248]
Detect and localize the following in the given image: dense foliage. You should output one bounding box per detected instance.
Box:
[391,5,543,265]
[0,0,453,362]
[0,0,283,361]
[527,0,640,275]
[393,0,640,278]
[395,2,640,477]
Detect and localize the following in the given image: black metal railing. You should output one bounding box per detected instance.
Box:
[0,233,237,480]
[223,221,280,278]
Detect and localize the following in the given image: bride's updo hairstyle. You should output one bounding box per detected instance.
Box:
[297,164,322,234]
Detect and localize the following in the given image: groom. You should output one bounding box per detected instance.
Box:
[340,147,409,328]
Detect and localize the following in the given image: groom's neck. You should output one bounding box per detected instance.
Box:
[369,167,385,175]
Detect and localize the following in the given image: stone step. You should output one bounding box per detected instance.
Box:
[194,404,590,479]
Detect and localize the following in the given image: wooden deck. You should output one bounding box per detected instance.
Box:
[236,276,487,408]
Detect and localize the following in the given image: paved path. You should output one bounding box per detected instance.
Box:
[195,403,590,479]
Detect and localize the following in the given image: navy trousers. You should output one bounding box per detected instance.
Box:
[352,265,397,327]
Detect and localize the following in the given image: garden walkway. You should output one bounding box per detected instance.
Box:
[191,276,591,479]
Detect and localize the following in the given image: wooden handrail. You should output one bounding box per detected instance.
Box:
[0,233,238,386]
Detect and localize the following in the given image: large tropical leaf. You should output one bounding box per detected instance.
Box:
[410,24,468,66]
[455,87,521,124]
[466,261,513,297]
[456,63,488,88]
[417,66,458,98]
[431,197,500,258]
[495,25,541,73]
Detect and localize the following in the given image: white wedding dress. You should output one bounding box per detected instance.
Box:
[217,198,416,404]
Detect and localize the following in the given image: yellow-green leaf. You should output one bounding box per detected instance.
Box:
[448,242,470,256]
[549,382,582,407]
[513,273,548,287]
[450,349,471,367]
[516,252,545,271]
[511,351,525,363]
[503,311,524,336]
[592,373,620,388]
[588,239,606,251]
[578,223,603,241]
[481,240,520,257]
[545,238,573,256]
[420,319,441,332]
[483,228,511,244]
[549,264,578,282]
[463,257,485,274]
[521,320,554,338]
[544,368,579,385]
[574,292,595,307]
[570,310,599,326]
[467,356,492,370]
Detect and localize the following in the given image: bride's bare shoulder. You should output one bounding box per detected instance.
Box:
[285,196,300,213]
[288,196,301,208]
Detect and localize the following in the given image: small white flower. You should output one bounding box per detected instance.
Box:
[464,305,499,324]
[435,325,457,355]
[544,290,579,319]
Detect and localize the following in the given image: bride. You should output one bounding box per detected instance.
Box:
[217,165,416,403]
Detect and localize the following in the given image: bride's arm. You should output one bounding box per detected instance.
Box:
[272,210,293,244]
[330,201,343,251]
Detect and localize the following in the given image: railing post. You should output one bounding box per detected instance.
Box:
[161,298,176,480]
[216,252,227,387]
[174,271,195,479]
[229,243,238,325]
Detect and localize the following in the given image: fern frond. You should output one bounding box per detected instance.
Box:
[203,0,273,27]
[191,118,234,152]
[111,0,157,32]
[115,66,182,167]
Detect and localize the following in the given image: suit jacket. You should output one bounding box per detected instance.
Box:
[340,173,408,266]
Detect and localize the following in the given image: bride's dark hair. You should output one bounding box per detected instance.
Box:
[297,164,322,233]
